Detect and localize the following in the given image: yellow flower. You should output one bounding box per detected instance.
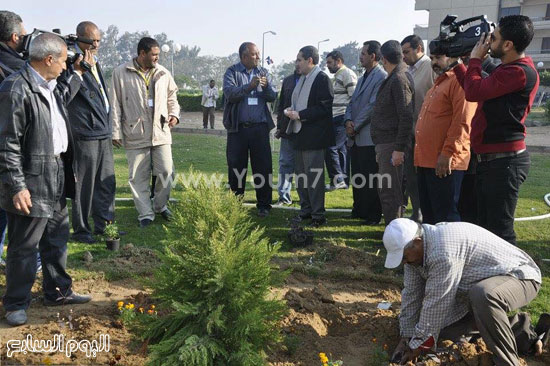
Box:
[139,307,144,313]
[147,309,154,315]
[128,303,135,309]
[150,305,156,309]
[117,301,124,308]
[318,352,329,363]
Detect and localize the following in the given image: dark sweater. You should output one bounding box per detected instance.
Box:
[370,62,414,151]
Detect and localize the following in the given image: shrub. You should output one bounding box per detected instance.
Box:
[545,99,550,120]
[140,181,286,366]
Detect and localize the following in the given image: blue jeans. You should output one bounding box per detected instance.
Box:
[277,137,296,203]
[325,115,348,185]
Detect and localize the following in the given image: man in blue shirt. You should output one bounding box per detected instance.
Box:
[223,42,277,217]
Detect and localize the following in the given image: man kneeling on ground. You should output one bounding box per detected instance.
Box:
[383,218,549,365]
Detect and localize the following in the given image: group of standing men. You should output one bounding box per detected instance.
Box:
[223,16,538,249]
[0,10,180,326]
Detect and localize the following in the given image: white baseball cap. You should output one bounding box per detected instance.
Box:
[383,218,421,269]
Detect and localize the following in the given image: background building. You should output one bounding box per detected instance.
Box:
[414,0,549,70]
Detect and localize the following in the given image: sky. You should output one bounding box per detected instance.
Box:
[10,0,429,64]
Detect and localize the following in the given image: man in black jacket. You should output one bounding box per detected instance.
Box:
[0,10,26,82]
[67,21,116,243]
[285,46,335,227]
[0,33,93,326]
[275,64,300,205]
[370,40,414,225]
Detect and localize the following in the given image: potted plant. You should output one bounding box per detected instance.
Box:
[104,222,120,251]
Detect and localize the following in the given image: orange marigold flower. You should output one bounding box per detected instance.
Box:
[117,301,124,308]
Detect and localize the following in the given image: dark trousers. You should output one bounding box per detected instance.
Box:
[375,143,404,225]
[417,167,464,225]
[458,173,478,224]
[202,106,215,128]
[72,138,116,237]
[350,145,381,222]
[295,148,326,219]
[3,159,73,311]
[404,140,422,221]
[226,123,272,210]
[325,115,348,185]
[476,152,530,245]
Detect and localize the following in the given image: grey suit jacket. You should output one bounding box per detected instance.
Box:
[344,64,387,147]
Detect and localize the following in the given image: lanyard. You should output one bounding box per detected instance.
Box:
[137,68,154,97]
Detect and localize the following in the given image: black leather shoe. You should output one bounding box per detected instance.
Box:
[139,218,153,228]
[44,292,92,306]
[363,220,380,226]
[309,217,327,227]
[257,208,270,218]
[535,313,550,348]
[71,234,96,244]
[291,213,312,224]
[159,209,173,221]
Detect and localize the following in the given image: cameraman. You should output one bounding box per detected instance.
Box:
[454,15,539,245]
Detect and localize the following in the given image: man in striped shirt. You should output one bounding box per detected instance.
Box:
[384,219,545,366]
[325,51,357,190]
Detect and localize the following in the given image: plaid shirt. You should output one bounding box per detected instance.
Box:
[400,222,541,349]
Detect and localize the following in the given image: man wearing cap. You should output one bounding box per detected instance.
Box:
[383,219,545,366]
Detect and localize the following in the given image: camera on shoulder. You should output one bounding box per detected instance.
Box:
[21,28,94,70]
[429,15,495,57]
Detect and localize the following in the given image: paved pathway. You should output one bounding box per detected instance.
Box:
[175,112,550,150]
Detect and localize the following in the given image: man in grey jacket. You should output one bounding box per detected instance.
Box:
[401,35,435,223]
[371,40,414,225]
[345,41,386,225]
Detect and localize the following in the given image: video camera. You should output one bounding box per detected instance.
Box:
[429,15,495,57]
[21,28,94,65]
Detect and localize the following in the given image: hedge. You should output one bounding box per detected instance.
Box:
[177,92,224,112]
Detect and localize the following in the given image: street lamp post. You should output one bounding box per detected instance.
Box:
[317,38,330,55]
[262,30,276,68]
[162,43,182,76]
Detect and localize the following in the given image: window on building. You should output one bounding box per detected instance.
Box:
[500,7,521,17]
[543,38,550,54]
[546,4,550,19]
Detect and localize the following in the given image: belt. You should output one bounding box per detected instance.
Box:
[477,149,526,163]
[239,122,264,128]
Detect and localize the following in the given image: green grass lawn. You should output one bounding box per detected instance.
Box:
[64,133,550,322]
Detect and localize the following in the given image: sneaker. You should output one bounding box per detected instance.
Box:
[257,208,270,218]
[44,292,92,306]
[139,218,153,228]
[309,217,327,227]
[274,199,292,206]
[6,309,27,326]
[325,184,336,192]
[159,209,173,221]
[333,181,348,190]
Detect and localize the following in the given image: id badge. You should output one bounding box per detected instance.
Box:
[148,99,154,108]
[248,97,258,106]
